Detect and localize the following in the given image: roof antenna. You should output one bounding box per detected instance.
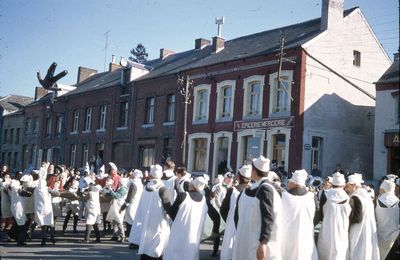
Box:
[215,16,225,37]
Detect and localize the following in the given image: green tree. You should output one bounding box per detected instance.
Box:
[129,43,149,63]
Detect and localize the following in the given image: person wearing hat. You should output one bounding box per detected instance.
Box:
[162,159,177,203]
[109,162,121,192]
[375,179,399,260]
[220,165,252,260]
[281,169,318,260]
[80,182,102,243]
[345,173,379,260]
[137,164,171,259]
[125,169,144,249]
[317,172,351,260]
[62,179,80,234]
[163,176,208,260]
[106,177,129,242]
[233,155,282,260]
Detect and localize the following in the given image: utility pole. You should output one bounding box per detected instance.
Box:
[277,31,294,101]
[215,16,225,37]
[177,75,193,166]
[103,30,111,72]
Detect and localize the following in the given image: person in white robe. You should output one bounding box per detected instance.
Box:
[161,159,177,204]
[163,176,208,260]
[1,174,13,232]
[345,173,380,260]
[62,179,80,233]
[233,156,282,260]
[220,164,252,260]
[317,172,351,260]
[9,179,28,246]
[125,169,144,249]
[106,177,128,242]
[81,181,102,243]
[138,164,171,259]
[281,169,318,260]
[375,179,399,260]
[176,167,191,193]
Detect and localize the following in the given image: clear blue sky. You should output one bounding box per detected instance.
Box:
[0,0,398,98]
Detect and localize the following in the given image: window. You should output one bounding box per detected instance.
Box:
[33,117,39,134]
[72,109,79,132]
[3,129,8,144]
[84,107,92,131]
[13,152,17,168]
[353,50,361,66]
[25,119,31,135]
[31,145,37,166]
[55,116,63,135]
[145,97,155,124]
[15,128,20,144]
[45,117,51,137]
[82,144,89,165]
[216,136,229,174]
[99,105,107,129]
[311,136,323,170]
[243,76,264,119]
[269,71,293,116]
[139,146,155,167]
[193,85,211,123]
[216,81,235,121]
[70,144,77,166]
[166,94,175,122]
[9,129,14,144]
[192,138,207,172]
[119,102,128,127]
[163,138,173,161]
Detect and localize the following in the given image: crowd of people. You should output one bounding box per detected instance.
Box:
[0,157,399,260]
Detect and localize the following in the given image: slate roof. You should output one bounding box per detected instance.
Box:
[0,95,34,113]
[376,58,399,85]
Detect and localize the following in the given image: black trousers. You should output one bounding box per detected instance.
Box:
[207,204,221,252]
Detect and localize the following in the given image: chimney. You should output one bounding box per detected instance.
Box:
[195,38,211,50]
[34,87,48,101]
[77,66,97,84]
[160,48,175,60]
[212,36,225,53]
[109,54,121,72]
[321,0,344,31]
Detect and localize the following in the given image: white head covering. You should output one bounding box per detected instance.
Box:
[239,164,252,178]
[20,174,33,183]
[326,176,333,183]
[109,162,117,172]
[347,173,364,187]
[224,172,233,178]
[252,156,270,172]
[83,176,94,186]
[203,174,210,182]
[163,169,175,178]
[84,162,90,173]
[289,169,308,187]
[150,164,163,179]
[386,174,397,182]
[132,169,143,178]
[215,174,224,184]
[191,176,207,191]
[380,179,395,193]
[120,178,129,188]
[331,172,346,186]
[98,165,105,174]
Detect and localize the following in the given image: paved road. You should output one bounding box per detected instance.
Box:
[0,217,218,260]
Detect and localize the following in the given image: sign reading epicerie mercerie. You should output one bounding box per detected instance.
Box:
[234,117,294,131]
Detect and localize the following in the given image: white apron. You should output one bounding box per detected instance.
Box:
[138,181,170,258]
[220,187,240,260]
[164,192,208,260]
[375,193,399,260]
[162,175,177,204]
[10,184,27,225]
[106,186,127,224]
[317,188,351,260]
[34,179,54,227]
[281,191,318,260]
[0,181,12,218]
[233,179,282,260]
[348,188,380,260]
[124,179,144,225]
[85,185,102,225]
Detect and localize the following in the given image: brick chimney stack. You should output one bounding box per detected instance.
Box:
[321,0,344,31]
[77,67,97,84]
[160,48,175,60]
[195,38,211,50]
[212,36,225,53]
[34,87,48,101]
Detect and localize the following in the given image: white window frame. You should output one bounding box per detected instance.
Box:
[269,70,293,117]
[212,131,232,180]
[99,105,107,130]
[82,143,89,166]
[236,129,265,171]
[216,80,236,122]
[45,117,51,136]
[84,107,92,131]
[188,132,211,173]
[192,84,211,124]
[55,116,63,135]
[70,144,76,166]
[146,97,155,124]
[243,75,264,120]
[166,94,176,123]
[311,136,323,170]
[72,109,79,133]
[266,127,291,172]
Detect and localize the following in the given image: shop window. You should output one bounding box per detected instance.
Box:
[139,146,155,168]
[192,138,207,172]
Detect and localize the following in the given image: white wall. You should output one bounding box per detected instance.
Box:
[302,8,391,178]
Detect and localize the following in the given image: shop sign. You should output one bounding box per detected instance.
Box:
[234,117,294,131]
[384,132,400,147]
